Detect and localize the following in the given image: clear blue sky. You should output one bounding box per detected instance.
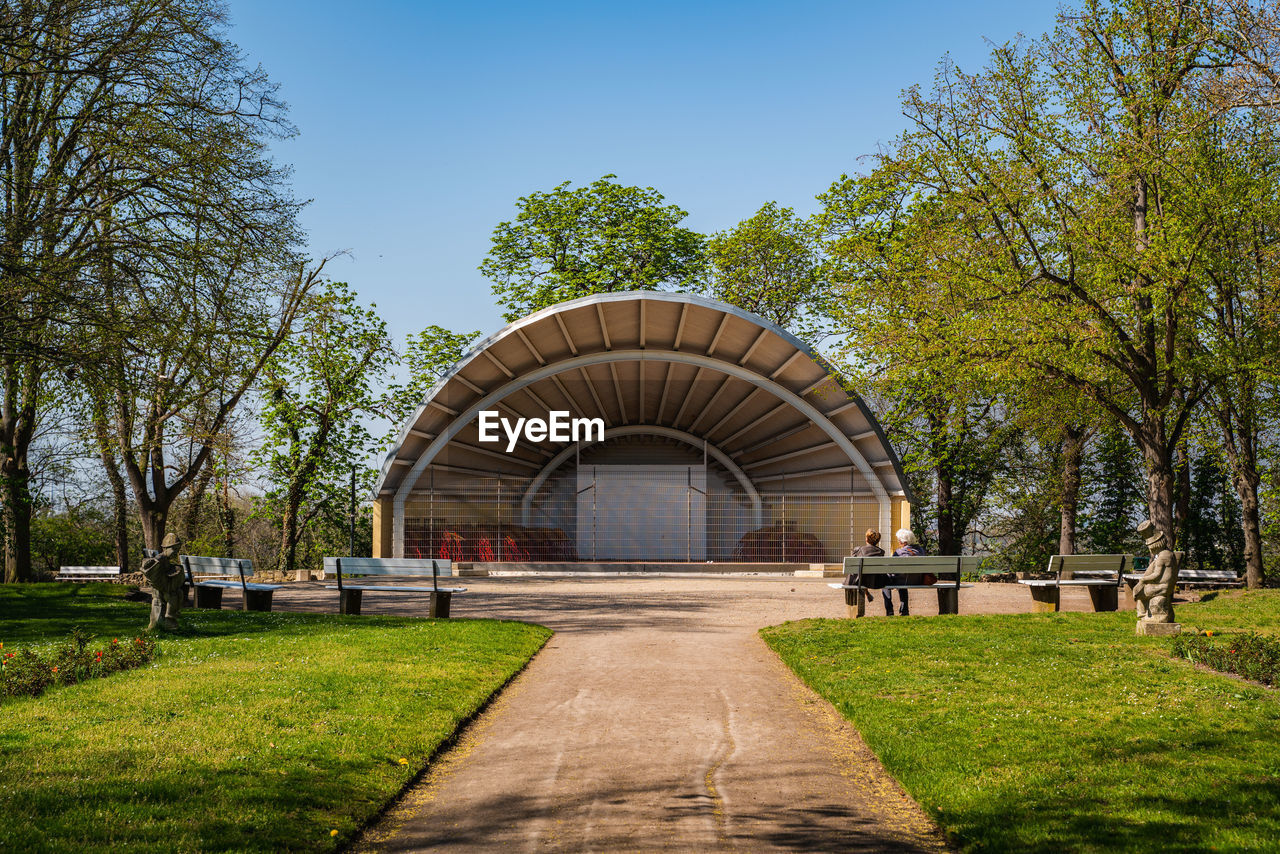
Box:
[227,1,1061,342]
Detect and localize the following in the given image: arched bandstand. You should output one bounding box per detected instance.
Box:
[373,292,912,567]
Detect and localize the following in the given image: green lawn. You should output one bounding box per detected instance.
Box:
[761,589,1280,853]
[0,584,550,853]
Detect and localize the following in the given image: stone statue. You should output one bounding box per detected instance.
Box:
[142,533,185,630]
[1133,519,1182,625]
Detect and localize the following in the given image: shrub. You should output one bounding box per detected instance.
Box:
[1171,632,1280,686]
[1,628,158,701]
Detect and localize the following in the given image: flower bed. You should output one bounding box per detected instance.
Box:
[2,628,157,701]
[1171,632,1280,687]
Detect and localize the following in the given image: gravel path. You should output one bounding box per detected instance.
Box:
[264,577,1121,852]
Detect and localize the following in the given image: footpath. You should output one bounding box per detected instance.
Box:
[274,576,1038,852]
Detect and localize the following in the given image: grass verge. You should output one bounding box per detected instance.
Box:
[761,589,1280,853]
[0,583,550,853]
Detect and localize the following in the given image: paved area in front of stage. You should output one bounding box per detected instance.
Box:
[267,577,1106,852]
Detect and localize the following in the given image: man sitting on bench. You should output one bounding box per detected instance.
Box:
[889,528,925,616]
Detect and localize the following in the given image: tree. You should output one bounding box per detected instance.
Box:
[703,202,830,341]
[480,175,704,321]
[384,325,480,429]
[820,0,1280,545]
[1082,426,1148,555]
[1,0,300,579]
[83,258,321,554]
[252,281,394,577]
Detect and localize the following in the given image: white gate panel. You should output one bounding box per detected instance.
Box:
[576,465,706,560]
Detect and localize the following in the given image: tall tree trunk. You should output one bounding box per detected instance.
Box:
[1059,424,1085,555]
[1,356,39,582]
[1137,417,1177,542]
[1213,398,1266,589]
[280,498,299,577]
[1235,478,1264,590]
[1173,439,1192,547]
[91,405,130,571]
[180,463,214,548]
[217,477,236,558]
[1,467,32,583]
[935,462,959,555]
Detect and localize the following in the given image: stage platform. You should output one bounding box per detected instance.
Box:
[455,562,844,577]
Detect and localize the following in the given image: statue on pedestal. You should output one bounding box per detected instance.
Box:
[143,533,184,630]
[1133,519,1182,624]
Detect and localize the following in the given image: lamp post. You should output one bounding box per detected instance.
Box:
[349,464,357,557]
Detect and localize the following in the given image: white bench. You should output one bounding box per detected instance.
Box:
[1123,568,1244,590]
[829,555,980,616]
[1018,554,1130,612]
[322,557,464,617]
[180,555,283,611]
[56,565,121,582]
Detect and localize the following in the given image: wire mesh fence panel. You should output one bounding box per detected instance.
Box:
[401,461,884,564]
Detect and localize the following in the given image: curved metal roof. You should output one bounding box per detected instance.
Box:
[378,292,910,554]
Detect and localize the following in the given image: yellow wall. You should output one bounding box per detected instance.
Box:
[892,497,913,535]
[372,497,393,558]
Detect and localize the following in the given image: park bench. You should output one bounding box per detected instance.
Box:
[829,555,980,617]
[180,555,282,611]
[1122,568,1244,590]
[1018,554,1130,612]
[56,565,121,582]
[322,557,464,617]
[1120,567,1243,607]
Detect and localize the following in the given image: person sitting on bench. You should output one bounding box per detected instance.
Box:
[846,528,885,587]
[889,528,924,616]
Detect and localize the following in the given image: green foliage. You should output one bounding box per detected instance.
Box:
[2,0,306,578]
[29,504,119,575]
[385,325,481,428]
[252,281,393,574]
[1184,448,1247,575]
[982,437,1064,572]
[817,0,1280,543]
[761,591,1280,851]
[1082,427,1147,555]
[703,202,829,340]
[480,175,704,320]
[1172,631,1280,686]
[1,628,156,701]
[0,583,549,852]
[873,382,1019,555]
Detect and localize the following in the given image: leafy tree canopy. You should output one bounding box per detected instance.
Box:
[480,175,704,321]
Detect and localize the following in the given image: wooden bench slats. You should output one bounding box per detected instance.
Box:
[323,584,466,593]
[321,557,454,577]
[197,579,283,591]
[829,581,974,590]
[843,556,984,575]
[838,555,982,617]
[179,555,281,612]
[322,557,461,617]
[57,566,121,580]
[1018,554,1132,613]
[1047,554,1129,573]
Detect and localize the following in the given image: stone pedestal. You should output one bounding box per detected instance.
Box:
[193,585,223,609]
[429,592,453,618]
[1029,585,1060,612]
[844,586,865,618]
[1136,621,1181,637]
[243,589,274,612]
[1088,585,1119,612]
[340,588,363,616]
